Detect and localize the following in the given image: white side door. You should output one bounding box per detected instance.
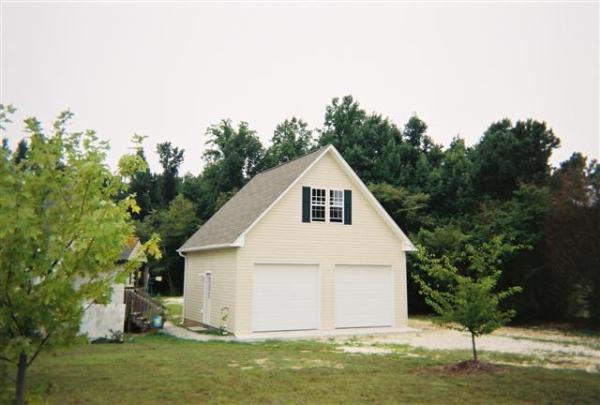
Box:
[203,272,211,325]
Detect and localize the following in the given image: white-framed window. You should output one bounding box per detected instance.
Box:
[329,189,344,223]
[311,188,326,222]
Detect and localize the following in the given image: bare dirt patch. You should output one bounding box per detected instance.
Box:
[246,357,344,371]
[432,360,505,375]
[338,346,393,355]
[334,318,600,373]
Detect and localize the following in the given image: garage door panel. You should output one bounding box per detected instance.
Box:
[253,264,319,332]
[335,265,393,328]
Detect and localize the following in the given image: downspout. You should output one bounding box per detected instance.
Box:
[178,250,186,325]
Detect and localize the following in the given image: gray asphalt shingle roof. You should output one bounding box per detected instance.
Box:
[120,237,140,261]
[178,147,328,252]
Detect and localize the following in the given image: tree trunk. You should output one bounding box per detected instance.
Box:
[167,266,175,296]
[142,265,149,291]
[14,352,27,405]
[470,332,478,363]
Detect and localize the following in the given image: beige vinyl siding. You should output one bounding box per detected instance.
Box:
[236,153,407,334]
[183,248,237,331]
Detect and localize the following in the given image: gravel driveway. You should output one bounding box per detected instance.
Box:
[337,319,600,373]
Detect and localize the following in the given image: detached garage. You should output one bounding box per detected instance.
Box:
[178,145,415,336]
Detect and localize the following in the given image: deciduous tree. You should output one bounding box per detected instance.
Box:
[156,142,184,207]
[472,119,560,199]
[204,120,263,190]
[128,139,159,219]
[413,238,522,362]
[0,107,160,404]
[545,153,600,323]
[261,117,314,169]
[368,182,431,234]
[137,195,200,295]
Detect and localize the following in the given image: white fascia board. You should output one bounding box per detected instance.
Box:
[233,144,415,252]
[327,146,417,252]
[177,243,241,254]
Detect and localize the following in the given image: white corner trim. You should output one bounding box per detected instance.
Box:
[403,243,418,252]
[181,254,187,320]
[233,234,244,247]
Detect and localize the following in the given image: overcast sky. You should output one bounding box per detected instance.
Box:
[1,2,598,175]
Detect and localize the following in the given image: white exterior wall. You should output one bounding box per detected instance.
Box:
[183,248,237,331]
[235,153,408,334]
[79,283,126,340]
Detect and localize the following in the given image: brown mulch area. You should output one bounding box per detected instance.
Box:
[429,360,505,375]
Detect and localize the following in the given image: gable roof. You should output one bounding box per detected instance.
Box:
[178,145,415,253]
[178,147,329,252]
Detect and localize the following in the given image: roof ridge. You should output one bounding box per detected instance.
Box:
[256,145,330,176]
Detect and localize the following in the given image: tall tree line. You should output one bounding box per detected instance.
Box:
[128,95,599,326]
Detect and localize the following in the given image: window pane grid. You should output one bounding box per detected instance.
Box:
[330,189,343,223]
[311,188,326,221]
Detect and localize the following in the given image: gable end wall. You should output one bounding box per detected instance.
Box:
[236,152,408,334]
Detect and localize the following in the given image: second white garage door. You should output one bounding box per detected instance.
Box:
[335,265,393,328]
[252,264,319,332]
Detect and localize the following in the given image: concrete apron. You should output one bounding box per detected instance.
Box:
[162,321,415,342]
[235,327,416,342]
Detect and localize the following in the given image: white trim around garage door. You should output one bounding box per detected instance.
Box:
[334,264,394,329]
[252,263,320,333]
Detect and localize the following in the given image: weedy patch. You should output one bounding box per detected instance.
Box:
[338,346,393,355]
[289,359,345,370]
[254,358,270,367]
[335,341,426,357]
[228,357,346,371]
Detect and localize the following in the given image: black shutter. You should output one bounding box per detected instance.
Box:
[344,189,352,225]
[302,186,311,223]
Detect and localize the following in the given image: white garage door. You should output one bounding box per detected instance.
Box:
[335,265,393,328]
[253,264,319,332]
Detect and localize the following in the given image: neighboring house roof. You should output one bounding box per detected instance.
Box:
[178,145,416,253]
[120,237,141,261]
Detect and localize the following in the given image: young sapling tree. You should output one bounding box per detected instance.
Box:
[413,237,522,363]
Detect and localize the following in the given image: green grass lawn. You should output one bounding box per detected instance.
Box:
[9,334,600,404]
[156,296,183,325]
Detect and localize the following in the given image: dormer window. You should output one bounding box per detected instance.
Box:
[329,190,343,223]
[303,186,351,225]
[311,188,326,221]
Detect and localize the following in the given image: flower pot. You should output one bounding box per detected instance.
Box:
[152,315,164,329]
